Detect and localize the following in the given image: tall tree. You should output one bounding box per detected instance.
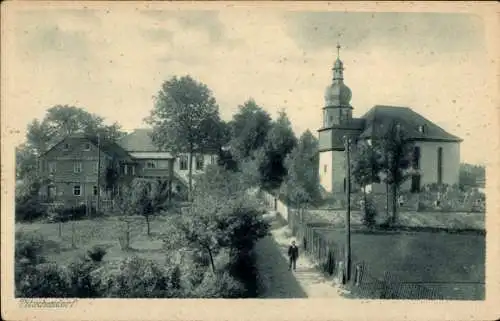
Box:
[146,76,222,200]
[281,130,321,207]
[377,122,414,224]
[229,99,272,162]
[258,111,297,190]
[351,140,383,225]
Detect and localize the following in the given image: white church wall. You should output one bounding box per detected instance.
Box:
[415,141,460,186]
[319,151,332,192]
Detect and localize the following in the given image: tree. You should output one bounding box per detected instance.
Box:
[228,99,272,162]
[377,122,414,225]
[258,111,297,190]
[18,105,125,180]
[351,141,383,227]
[281,130,321,208]
[146,76,222,200]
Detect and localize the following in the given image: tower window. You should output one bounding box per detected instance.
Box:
[324,165,327,173]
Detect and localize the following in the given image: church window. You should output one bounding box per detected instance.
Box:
[412,146,421,169]
[437,147,443,184]
[418,125,426,134]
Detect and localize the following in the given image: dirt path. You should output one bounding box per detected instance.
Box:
[255,211,348,298]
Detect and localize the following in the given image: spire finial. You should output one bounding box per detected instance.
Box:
[336,42,341,58]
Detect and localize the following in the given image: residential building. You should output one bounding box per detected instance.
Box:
[37,128,219,206]
[318,45,462,200]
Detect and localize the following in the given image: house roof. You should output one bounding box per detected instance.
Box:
[39,133,132,161]
[359,105,462,142]
[118,128,160,152]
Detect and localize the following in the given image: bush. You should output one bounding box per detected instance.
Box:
[362,198,377,228]
[15,197,46,222]
[16,263,71,298]
[55,204,103,222]
[87,245,107,262]
[108,256,181,298]
[15,232,47,265]
[67,258,108,298]
[193,271,246,298]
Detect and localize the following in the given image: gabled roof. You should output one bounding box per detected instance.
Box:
[118,128,160,152]
[359,105,462,142]
[39,133,132,161]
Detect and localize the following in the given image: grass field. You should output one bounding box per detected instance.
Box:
[314,227,485,299]
[16,215,174,269]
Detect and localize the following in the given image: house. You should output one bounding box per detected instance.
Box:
[37,128,219,206]
[37,133,135,207]
[117,128,219,196]
[318,45,462,200]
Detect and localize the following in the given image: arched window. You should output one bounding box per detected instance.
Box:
[413,146,421,169]
[437,147,443,184]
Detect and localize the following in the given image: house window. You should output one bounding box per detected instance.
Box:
[437,147,443,184]
[84,143,91,151]
[211,155,217,164]
[411,175,421,193]
[158,160,169,169]
[124,164,128,175]
[63,143,70,150]
[73,185,81,196]
[48,162,56,173]
[179,155,188,171]
[93,185,98,196]
[412,146,421,170]
[74,162,82,173]
[131,165,136,175]
[196,155,204,170]
[146,160,157,169]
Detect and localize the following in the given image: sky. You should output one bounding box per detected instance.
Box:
[2,3,498,165]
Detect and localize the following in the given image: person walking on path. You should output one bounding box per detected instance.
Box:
[288,240,299,271]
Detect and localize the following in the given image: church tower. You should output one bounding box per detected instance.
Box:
[318,44,363,201]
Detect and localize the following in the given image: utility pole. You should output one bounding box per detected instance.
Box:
[96,133,101,213]
[343,136,352,283]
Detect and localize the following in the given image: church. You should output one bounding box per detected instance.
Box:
[318,45,462,200]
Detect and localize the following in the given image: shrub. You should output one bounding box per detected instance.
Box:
[55,204,103,222]
[362,198,377,228]
[15,232,47,265]
[87,245,107,262]
[193,271,246,298]
[67,258,107,298]
[16,263,71,298]
[15,196,46,222]
[108,256,181,298]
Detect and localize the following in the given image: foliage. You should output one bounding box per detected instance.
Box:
[228,99,272,162]
[107,256,182,298]
[376,122,414,224]
[193,271,246,298]
[15,177,47,222]
[257,111,297,190]
[361,197,378,228]
[53,204,100,222]
[87,245,107,262]
[67,258,108,298]
[146,75,224,198]
[15,232,47,266]
[459,163,485,189]
[16,263,71,298]
[281,130,321,206]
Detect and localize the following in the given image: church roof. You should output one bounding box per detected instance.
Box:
[359,105,462,142]
[118,128,159,152]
